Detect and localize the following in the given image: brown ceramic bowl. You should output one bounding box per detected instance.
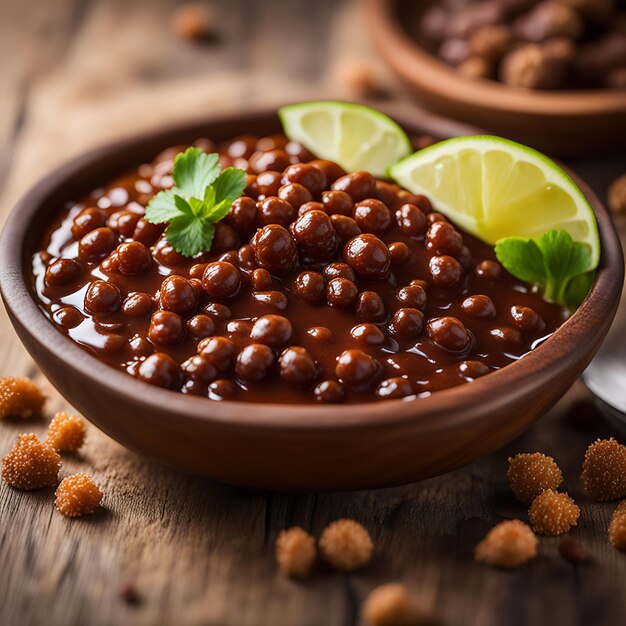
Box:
[366,0,626,157]
[0,106,623,491]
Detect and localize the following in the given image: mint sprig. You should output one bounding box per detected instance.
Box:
[145,147,246,257]
[495,229,595,310]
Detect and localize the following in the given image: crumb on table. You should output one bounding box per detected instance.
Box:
[475,520,538,568]
[55,473,102,517]
[609,501,626,551]
[581,438,626,501]
[1,433,61,490]
[507,452,563,503]
[47,412,87,452]
[275,526,317,578]
[0,377,46,419]
[319,519,373,572]
[362,582,428,626]
[528,489,580,536]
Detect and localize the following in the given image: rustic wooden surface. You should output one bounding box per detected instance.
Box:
[1,1,625,625]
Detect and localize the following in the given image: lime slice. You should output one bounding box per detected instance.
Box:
[389,136,600,269]
[279,101,412,178]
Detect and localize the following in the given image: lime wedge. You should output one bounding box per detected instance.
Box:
[389,136,600,269]
[279,101,412,178]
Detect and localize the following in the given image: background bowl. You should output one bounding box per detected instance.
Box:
[366,0,626,158]
[0,106,623,491]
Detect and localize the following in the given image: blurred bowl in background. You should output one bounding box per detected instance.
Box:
[365,0,626,157]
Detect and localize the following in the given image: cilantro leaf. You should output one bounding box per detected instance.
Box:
[495,229,594,310]
[166,214,216,256]
[144,148,246,257]
[144,190,180,224]
[212,168,247,203]
[172,148,220,201]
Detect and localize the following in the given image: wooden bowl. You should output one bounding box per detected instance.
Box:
[0,106,623,491]
[366,0,626,157]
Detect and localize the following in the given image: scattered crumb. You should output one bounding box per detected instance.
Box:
[581,438,626,501]
[608,174,626,214]
[558,537,590,564]
[507,452,563,503]
[475,520,538,568]
[120,582,142,606]
[171,2,215,41]
[46,412,87,452]
[55,473,102,517]
[608,501,626,551]
[362,583,428,626]
[275,526,317,578]
[319,519,373,572]
[1,433,61,490]
[528,489,580,535]
[0,377,46,419]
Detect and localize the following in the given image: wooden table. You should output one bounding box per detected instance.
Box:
[1,1,625,624]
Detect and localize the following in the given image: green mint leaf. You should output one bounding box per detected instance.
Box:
[145,190,181,224]
[495,229,593,310]
[172,147,220,201]
[173,194,194,216]
[204,199,234,222]
[165,214,215,258]
[212,168,247,203]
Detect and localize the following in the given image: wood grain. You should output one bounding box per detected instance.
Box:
[1,0,625,625]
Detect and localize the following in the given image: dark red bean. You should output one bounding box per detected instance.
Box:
[149,310,184,346]
[235,343,275,382]
[137,353,180,389]
[294,271,325,305]
[427,316,470,352]
[251,268,272,291]
[251,290,288,310]
[426,212,448,225]
[396,203,427,236]
[153,238,187,266]
[476,259,502,281]
[429,255,463,288]
[292,210,339,261]
[396,285,427,309]
[129,336,154,358]
[79,227,118,259]
[84,280,121,313]
[511,305,544,332]
[459,360,489,379]
[353,199,391,234]
[198,336,235,371]
[377,377,414,399]
[307,326,334,343]
[256,135,288,151]
[71,208,105,239]
[281,163,327,196]
[330,214,361,241]
[212,222,240,253]
[278,183,312,210]
[462,295,496,319]
[203,302,232,320]
[388,241,410,266]
[160,275,198,316]
[321,190,354,216]
[250,314,293,348]
[350,323,385,345]
[186,314,215,338]
[331,171,376,201]
[255,170,282,198]
[224,135,257,159]
[117,241,152,275]
[237,244,257,269]
[489,327,522,345]
[106,210,141,238]
[389,308,424,339]
[249,149,290,174]
[356,291,386,321]
[279,346,317,385]
[257,196,296,227]
[44,258,81,287]
[323,262,356,283]
[133,219,165,246]
[297,201,325,216]
[208,379,238,399]
[225,196,258,235]
[202,262,241,299]
[52,306,83,329]
[251,225,298,275]
[122,292,153,318]
[374,181,399,207]
[314,380,345,403]
[327,277,358,309]
[343,234,391,280]
[426,221,463,256]
[181,355,218,382]
[309,159,345,184]
[335,349,380,388]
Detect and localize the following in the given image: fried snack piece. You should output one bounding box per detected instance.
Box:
[47,412,87,452]
[608,501,626,551]
[528,489,580,535]
[1,433,61,489]
[55,473,102,517]
[581,438,626,501]
[362,583,428,626]
[507,452,563,503]
[0,377,46,419]
[319,519,373,572]
[275,526,316,578]
[475,520,538,568]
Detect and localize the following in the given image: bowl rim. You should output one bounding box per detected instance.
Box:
[0,105,623,432]
[365,0,626,117]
